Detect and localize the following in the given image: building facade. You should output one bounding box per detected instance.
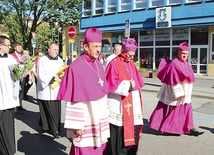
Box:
[67,0,214,76]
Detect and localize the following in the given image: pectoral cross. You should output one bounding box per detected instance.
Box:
[98,78,104,86]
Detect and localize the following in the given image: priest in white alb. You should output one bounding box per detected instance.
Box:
[0,35,20,155]
[36,42,64,138]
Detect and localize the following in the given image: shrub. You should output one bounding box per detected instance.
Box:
[152,68,158,73]
[138,68,148,73]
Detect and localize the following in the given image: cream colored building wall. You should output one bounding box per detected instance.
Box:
[62,26,113,61]
[62,25,83,60]
[208,26,214,76]
[208,64,214,76]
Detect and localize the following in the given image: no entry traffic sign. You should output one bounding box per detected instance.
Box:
[67,26,76,39]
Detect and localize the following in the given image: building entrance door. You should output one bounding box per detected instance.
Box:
[190,46,208,75]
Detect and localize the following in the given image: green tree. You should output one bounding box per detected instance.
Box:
[4,14,24,48]
[0,0,82,53]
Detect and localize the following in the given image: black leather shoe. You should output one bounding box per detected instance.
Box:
[164,133,181,136]
[187,129,204,136]
[52,131,59,138]
[23,95,29,101]
[16,106,27,111]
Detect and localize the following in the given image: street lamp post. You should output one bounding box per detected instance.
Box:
[58,26,62,56]
[51,22,54,42]
[0,24,2,35]
[58,27,62,44]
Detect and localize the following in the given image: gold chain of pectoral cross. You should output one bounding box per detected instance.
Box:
[82,55,104,86]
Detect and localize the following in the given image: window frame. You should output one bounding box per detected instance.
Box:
[134,0,147,10]
[185,0,203,4]
[107,0,117,13]
[95,0,104,15]
[167,0,183,5]
[82,1,92,17]
[210,32,214,62]
[149,0,164,8]
[119,0,131,12]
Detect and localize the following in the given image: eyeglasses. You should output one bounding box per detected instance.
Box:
[1,43,11,48]
[127,54,135,58]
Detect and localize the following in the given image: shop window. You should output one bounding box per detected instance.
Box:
[80,40,84,54]
[200,66,207,74]
[139,48,153,70]
[191,27,208,45]
[107,0,117,13]
[102,39,111,56]
[135,0,147,9]
[172,47,178,59]
[155,29,170,46]
[83,0,91,17]
[186,0,203,3]
[155,48,170,68]
[172,28,188,45]
[130,31,138,42]
[168,0,183,5]
[150,0,164,7]
[211,33,214,61]
[95,0,103,15]
[120,0,131,11]
[140,30,153,46]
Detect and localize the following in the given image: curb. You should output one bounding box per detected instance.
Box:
[196,76,214,80]
[142,89,214,100]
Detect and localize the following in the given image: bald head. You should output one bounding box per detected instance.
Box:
[113,44,122,56]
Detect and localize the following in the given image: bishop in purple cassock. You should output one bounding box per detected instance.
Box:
[149,42,204,136]
[57,28,110,155]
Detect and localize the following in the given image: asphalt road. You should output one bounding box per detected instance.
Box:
[14,85,214,155]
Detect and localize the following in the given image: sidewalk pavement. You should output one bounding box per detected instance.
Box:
[141,76,214,100]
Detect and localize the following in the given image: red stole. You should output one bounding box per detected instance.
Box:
[114,57,135,146]
[11,52,22,63]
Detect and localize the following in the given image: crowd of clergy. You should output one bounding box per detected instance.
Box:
[0,27,203,155]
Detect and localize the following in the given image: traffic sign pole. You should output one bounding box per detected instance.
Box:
[31,39,36,56]
[67,27,76,62]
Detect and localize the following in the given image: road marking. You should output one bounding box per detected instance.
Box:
[194,117,214,121]
[144,117,214,127]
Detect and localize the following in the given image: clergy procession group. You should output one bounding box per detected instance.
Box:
[0,27,204,155]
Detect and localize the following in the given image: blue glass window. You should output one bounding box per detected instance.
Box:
[121,0,131,11]
[107,0,117,13]
[186,0,203,2]
[95,0,103,15]
[168,0,183,4]
[151,0,164,7]
[83,0,91,17]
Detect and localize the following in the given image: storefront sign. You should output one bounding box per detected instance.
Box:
[125,19,130,38]
[156,7,171,29]
[140,33,188,42]
[172,33,188,40]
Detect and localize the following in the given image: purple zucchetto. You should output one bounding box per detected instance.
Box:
[84,28,102,43]
[178,42,189,51]
[122,38,138,52]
